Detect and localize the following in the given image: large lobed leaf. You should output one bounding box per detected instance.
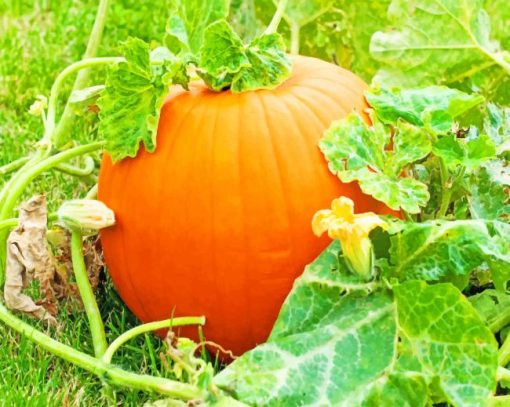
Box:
[97,38,189,162]
[165,0,230,56]
[320,113,430,213]
[370,0,510,92]
[198,21,291,92]
[215,243,498,406]
[385,220,510,290]
[366,86,485,133]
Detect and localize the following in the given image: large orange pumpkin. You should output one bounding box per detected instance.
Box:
[98,55,389,356]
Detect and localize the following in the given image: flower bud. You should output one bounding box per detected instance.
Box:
[57,199,115,235]
[28,95,48,116]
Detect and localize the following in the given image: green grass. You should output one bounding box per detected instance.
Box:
[0,1,186,404]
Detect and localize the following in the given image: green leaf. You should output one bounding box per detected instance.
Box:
[165,0,230,56]
[391,120,432,172]
[485,159,510,185]
[393,281,497,406]
[386,220,510,287]
[469,165,510,220]
[370,0,510,93]
[230,33,291,92]
[366,86,485,133]
[334,0,393,80]
[229,0,261,41]
[320,113,430,213]
[98,38,189,162]
[432,135,465,165]
[215,245,498,406]
[485,0,510,50]
[68,85,104,116]
[278,0,334,28]
[484,103,510,152]
[469,289,510,333]
[269,241,381,340]
[198,22,291,93]
[433,134,497,169]
[198,20,250,91]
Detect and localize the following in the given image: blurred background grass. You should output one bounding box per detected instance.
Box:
[0,1,187,405]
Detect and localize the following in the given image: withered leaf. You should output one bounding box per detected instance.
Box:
[5,195,57,326]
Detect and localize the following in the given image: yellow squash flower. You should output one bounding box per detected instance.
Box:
[312,197,387,280]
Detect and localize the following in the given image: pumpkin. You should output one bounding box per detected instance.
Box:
[98,55,389,356]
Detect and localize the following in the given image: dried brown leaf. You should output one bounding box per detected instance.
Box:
[4,195,57,326]
[83,236,104,291]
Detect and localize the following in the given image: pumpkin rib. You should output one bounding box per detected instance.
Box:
[236,95,253,348]
[289,84,346,125]
[143,91,206,321]
[117,161,152,322]
[256,90,292,244]
[155,93,206,316]
[281,95,331,197]
[291,81,358,113]
[159,89,205,164]
[281,91,326,146]
[233,93,251,347]
[295,78,366,116]
[208,94,226,340]
[99,160,144,319]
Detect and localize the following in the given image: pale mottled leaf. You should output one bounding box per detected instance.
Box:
[370,0,510,92]
[198,20,250,91]
[198,21,291,93]
[387,220,510,288]
[98,38,188,162]
[366,86,485,133]
[391,120,432,172]
[165,0,230,55]
[320,113,430,213]
[433,134,497,169]
[484,103,510,151]
[470,289,510,332]
[394,281,498,406]
[469,166,510,220]
[230,33,291,92]
[277,0,334,28]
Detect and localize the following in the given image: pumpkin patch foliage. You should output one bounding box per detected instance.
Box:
[0,0,509,405]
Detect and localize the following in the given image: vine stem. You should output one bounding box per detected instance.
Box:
[55,156,95,177]
[498,366,510,382]
[43,57,123,145]
[489,306,510,333]
[71,231,108,357]
[0,301,203,399]
[290,22,300,55]
[103,316,206,364]
[0,142,104,220]
[52,0,111,147]
[0,218,18,231]
[85,184,99,199]
[437,157,451,218]
[499,338,510,367]
[265,0,289,34]
[0,157,30,176]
